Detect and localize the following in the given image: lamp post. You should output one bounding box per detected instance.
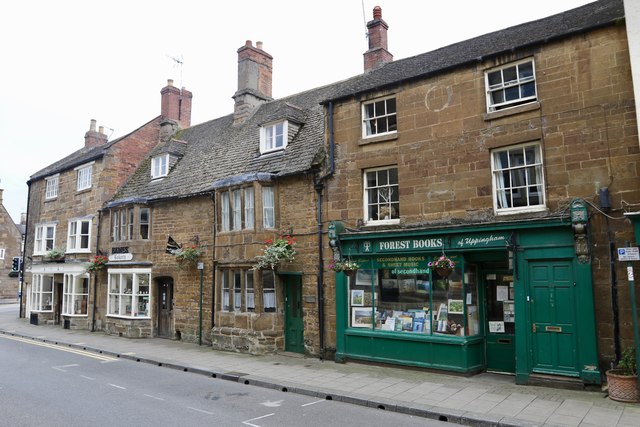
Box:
[197,262,204,346]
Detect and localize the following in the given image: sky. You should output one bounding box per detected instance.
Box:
[0,0,595,223]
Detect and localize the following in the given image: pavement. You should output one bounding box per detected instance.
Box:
[0,300,638,427]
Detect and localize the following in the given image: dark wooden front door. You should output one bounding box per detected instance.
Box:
[157,280,173,338]
[284,276,304,353]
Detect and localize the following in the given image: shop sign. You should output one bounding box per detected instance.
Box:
[109,253,133,261]
[452,232,509,249]
[358,232,509,254]
[371,255,430,274]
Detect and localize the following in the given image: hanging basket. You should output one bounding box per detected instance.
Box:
[606,370,640,403]
[435,267,453,278]
[344,269,358,278]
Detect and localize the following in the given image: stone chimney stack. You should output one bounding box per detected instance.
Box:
[233,40,273,124]
[161,79,193,129]
[84,119,108,148]
[363,6,393,72]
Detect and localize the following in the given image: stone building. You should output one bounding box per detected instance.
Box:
[0,189,23,300]
[23,80,192,330]
[322,0,639,386]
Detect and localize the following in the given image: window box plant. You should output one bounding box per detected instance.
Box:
[254,235,296,270]
[44,248,65,262]
[606,347,639,402]
[174,245,203,269]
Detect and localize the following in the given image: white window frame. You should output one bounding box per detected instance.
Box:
[232,189,242,231]
[262,187,275,229]
[107,269,151,319]
[151,154,169,179]
[260,121,288,154]
[62,273,89,316]
[30,274,54,312]
[45,174,59,199]
[363,166,400,225]
[244,187,255,230]
[362,96,397,139]
[34,223,57,255]
[234,270,242,311]
[139,208,150,240]
[262,270,276,313]
[222,269,231,311]
[67,219,92,253]
[75,162,93,191]
[245,270,255,312]
[485,59,537,112]
[491,142,546,214]
[221,192,231,231]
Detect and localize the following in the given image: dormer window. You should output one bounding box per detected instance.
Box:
[151,154,169,179]
[260,121,288,154]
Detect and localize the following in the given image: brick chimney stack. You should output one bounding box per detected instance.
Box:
[161,79,193,129]
[363,6,393,72]
[84,119,108,148]
[233,40,273,124]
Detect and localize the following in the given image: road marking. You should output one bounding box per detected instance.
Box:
[0,335,117,362]
[260,399,283,407]
[80,375,95,380]
[108,383,126,390]
[242,413,274,427]
[187,407,214,415]
[144,394,164,401]
[122,352,137,355]
[52,363,79,372]
[301,399,326,407]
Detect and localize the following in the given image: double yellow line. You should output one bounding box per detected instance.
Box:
[0,334,117,362]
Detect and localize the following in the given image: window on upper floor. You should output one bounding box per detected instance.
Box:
[362,96,397,139]
[67,219,91,253]
[45,174,59,199]
[485,59,536,112]
[262,187,275,229]
[260,121,288,154]
[34,223,56,255]
[491,142,546,214]
[112,207,151,241]
[151,154,169,179]
[75,163,93,191]
[364,167,399,224]
[220,187,255,232]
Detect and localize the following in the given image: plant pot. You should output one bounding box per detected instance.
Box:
[344,269,358,278]
[606,369,639,403]
[435,267,453,278]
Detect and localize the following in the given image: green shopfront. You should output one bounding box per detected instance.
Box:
[333,219,601,385]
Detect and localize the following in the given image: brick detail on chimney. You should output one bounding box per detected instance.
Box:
[364,6,393,72]
[84,119,108,147]
[161,79,193,129]
[233,40,273,124]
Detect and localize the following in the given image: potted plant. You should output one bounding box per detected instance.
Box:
[254,235,296,270]
[86,255,108,272]
[329,259,360,277]
[428,254,456,278]
[174,245,203,270]
[606,347,639,402]
[45,248,65,262]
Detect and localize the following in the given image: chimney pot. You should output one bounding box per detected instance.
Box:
[99,126,104,134]
[373,6,382,20]
[256,41,263,50]
[167,79,174,86]
[245,40,252,47]
[89,119,97,132]
[363,6,393,71]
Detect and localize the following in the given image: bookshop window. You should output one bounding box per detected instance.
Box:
[349,259,478,336]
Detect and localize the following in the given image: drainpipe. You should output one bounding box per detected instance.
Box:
[314,101,336,359]
[19,182,32,319]
[211,191,216,330]
[91,209,102,332]
[606,216,621,361]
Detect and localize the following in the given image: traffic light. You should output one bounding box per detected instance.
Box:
[11,257,21,272]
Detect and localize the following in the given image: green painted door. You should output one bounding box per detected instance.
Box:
[529,261,579,376]
[284,276,304,353]
[484,272,516,373]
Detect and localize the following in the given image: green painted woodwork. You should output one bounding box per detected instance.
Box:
[284,275,304,354]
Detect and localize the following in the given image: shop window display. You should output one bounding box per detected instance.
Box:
[349,257,478,337]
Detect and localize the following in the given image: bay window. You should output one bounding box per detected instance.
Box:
[62,274,89,316]
[262,187,275,229]
[107,269,151,318]
[31,274,54,311]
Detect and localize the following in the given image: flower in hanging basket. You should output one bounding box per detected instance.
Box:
[428,255,455,275]
[174,245,203,269]
[87,255,108,272]
[328,259,359,273]
[254,235,296,270]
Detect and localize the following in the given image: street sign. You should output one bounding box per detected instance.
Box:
[618,247,640,261]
